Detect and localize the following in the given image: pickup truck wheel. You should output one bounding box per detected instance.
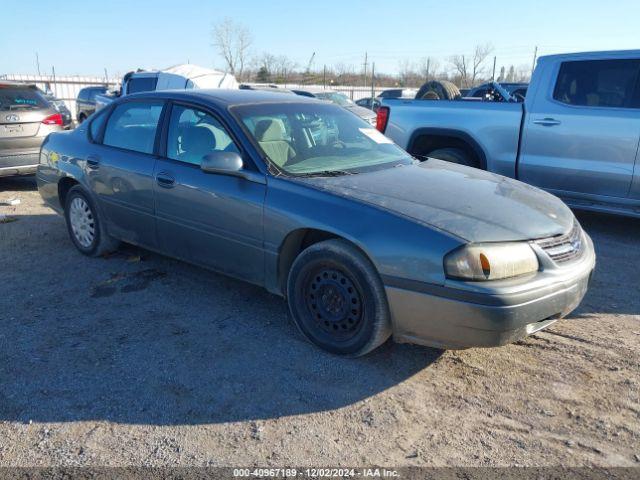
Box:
[287,239,392,357]
[427,148,478,168]
[64,186,119,257]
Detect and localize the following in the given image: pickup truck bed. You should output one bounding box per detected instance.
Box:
[381,49,640,218]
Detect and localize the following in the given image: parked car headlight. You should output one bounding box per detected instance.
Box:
[444,242,539,281]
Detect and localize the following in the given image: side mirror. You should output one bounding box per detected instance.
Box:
[201,151,243,175]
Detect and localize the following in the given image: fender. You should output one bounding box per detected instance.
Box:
[406,127,488,170]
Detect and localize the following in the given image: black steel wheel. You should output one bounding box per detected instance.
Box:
[287,239,391,356]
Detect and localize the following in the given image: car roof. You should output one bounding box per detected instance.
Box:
[125,88,323,107]
[0,80,38,88]
[538,49,640,64]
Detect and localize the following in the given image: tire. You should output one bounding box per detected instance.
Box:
[287,239,392,357]
[415,80,461,101]
[427,147,478,168]
[64,185,119,256]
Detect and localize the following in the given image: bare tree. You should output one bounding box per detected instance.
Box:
[212,18,252,80]
[274,55,297,79]
[450,43,493,87]
[418,57,439,82]
[256,52,277,75]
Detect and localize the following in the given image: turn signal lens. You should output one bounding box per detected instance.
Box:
[444,242,539,281]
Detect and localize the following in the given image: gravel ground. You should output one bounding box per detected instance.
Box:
[0,175,639,467]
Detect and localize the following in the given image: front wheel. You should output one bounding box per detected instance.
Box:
[287,239,391,357]
[64,185,119,256]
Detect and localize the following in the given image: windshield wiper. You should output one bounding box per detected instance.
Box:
[297,169,356,177]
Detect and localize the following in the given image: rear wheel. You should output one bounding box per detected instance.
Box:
[427,147,478,168]
[287,239,391,357]
[64,185,119,256]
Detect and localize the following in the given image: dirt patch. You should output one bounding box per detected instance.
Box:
[0,176,638,467]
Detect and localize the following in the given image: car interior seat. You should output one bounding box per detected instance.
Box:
[178,125,216,165]
[254,119,296,168]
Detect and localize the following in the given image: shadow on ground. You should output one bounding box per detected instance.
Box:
[0,212,442,425]
[0,175,38,192]
[1,183,638,426]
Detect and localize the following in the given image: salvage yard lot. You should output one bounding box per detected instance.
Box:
[0,176,638,467]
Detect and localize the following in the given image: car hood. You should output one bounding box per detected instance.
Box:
[344,104,376,121]
[299,159,575,242]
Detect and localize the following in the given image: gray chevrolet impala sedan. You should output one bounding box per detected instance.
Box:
[37,90,595,356]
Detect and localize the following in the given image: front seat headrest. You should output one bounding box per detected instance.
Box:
[255,119,287,142]
[179,126,216,163]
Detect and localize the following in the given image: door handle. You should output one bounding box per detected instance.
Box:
[86,155,100,169]
[156,171,176,188]
[533,118,561,127]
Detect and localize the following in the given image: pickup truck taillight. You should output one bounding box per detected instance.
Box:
[42,113,63,126]
[376,106,389,133]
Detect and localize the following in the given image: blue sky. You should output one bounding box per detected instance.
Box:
[2,0,639,77]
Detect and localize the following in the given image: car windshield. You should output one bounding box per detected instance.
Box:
[233,102,414,176]
[315,92,353,106]
[0,85,48,110]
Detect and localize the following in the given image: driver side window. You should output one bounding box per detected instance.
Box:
[166,105,240,166]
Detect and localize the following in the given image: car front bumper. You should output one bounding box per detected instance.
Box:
[384,233,596,349]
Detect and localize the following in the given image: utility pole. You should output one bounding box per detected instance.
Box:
[531,46,538,77]
[371,62,375,99]
[323,65,327,89]
[363,52,368,88]
[35,52,41,76]
[425,58,431,82]
[492,56,497,81]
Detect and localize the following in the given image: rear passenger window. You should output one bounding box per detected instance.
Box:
[553,59,640,108]
[88,108,108,142]
[103,101,163,154]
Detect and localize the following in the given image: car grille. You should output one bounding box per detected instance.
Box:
[535,223,584,264]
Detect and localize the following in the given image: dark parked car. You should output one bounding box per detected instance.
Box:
[76,86,108,123]
[312,91,377,125]
[355,97,381,112]
[0,81,64,177]
[37,90,594,356]
[42,91,73,129]
[378,88,418,99]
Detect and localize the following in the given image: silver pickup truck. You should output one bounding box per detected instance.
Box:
[380,50,640,218]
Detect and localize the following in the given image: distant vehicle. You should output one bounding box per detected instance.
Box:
[312,91,377,125]
[37,89,594,356]
[76,86,108,123]
[241,84,295,94]
[355,97,381,112]
[380,50,640,218]
[290,89,316,98]
[378,88,418,99]
[0,81,64,177]
[466,82,528,102]
[42,91,73,129]
[95,64,239,111]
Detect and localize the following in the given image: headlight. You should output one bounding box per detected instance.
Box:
[444,242,539,281]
